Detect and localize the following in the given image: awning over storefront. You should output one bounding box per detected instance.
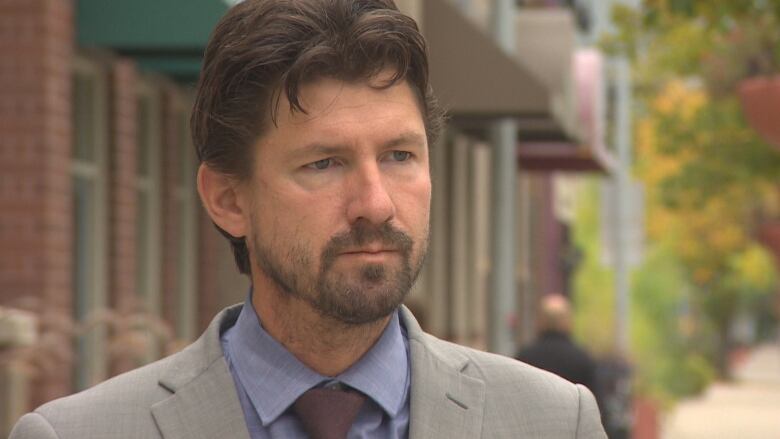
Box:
[515,9,576,99]
[422,3,614,173]
[516,48,616,174]
[516,141,615,173]
[514,7,578,138]
[422,0,550,119]
[77,0,229,81]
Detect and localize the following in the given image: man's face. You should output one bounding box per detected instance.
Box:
[244,74,431,325]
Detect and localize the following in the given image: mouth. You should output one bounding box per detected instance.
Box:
[338,247,399,261]
[340,243,398,254]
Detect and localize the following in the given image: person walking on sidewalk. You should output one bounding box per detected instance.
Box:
[517,294,599,394]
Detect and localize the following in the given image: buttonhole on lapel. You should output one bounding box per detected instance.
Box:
[445,392,469,410]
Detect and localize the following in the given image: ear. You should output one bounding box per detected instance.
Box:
[197,163,249,239]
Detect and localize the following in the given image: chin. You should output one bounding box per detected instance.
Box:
[315,281,408,326]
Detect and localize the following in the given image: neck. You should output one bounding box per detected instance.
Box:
[251,286,391,377]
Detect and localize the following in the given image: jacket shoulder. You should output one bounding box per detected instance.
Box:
[26,354,178,439]
[11,305,241,439]
[9,413,59,439]
[430,335,579,393]
[420,334,606,438]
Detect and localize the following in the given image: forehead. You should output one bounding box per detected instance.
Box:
[273,67,424,118]
[266,75,426,144]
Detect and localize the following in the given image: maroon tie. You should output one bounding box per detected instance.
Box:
[293,386,367,439]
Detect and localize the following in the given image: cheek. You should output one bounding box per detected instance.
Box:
[395,178,431,234]
[268,193,343,253]
[248,189,302,247]
[250,173,342,259]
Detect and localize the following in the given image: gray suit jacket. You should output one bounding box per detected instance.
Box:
[10,304,606,438]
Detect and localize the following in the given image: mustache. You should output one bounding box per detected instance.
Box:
[321,220,413,266]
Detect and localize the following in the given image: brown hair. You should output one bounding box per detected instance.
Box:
[191,0,444,275]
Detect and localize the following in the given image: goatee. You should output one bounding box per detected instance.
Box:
[252,219,428,325]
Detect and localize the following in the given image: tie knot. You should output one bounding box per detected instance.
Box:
[293,386,367,439]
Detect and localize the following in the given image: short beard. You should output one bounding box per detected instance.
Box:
[252,219,427,325]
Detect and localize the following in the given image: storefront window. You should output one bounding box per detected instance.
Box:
[71,58,108,390]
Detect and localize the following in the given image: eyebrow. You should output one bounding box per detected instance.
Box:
[292,131,427,159]
[381,131,427,150]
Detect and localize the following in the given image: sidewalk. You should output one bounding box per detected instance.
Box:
[661,343,780,439]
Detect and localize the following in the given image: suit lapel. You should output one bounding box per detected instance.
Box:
[150,305,251,439]
[402,308,486,439]
[149,304,486,439]
[151,358,250,439]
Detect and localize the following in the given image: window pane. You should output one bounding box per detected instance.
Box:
[135,186,162,361]
[72,175,94,390]
[176,195,196,340]
[137,97,151,177]
[73,75,96,162]
[135,189,150,302]
[179,113,193,187]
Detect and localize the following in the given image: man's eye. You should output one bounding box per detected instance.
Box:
[391,151,411,162]
[308,158,333,170]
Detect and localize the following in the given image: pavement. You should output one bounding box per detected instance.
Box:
[661,343,780,439]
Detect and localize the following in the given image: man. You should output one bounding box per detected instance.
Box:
[11,1,606,438]
[517,294,599,398]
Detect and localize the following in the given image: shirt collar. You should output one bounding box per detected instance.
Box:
[336,307,409,417]
[225,294,409,426]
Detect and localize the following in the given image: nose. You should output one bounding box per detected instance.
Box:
[345,162,395,226]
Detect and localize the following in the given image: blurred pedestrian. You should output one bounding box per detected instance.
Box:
[516,294,598,394]
[594,353,632,439]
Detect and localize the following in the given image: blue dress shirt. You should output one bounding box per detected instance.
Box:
[220,296,411,438]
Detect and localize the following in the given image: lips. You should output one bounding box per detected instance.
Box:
[340,248,397,256]
[337,243,401,258]
[320,221,414,271]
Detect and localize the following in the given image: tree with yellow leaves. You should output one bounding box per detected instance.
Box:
[636,79,780,375]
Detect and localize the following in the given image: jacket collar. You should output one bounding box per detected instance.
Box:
[151,304,251,439]
[400,306,486,439]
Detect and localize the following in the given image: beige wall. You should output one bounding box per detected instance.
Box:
[418,128,493,347]
[395,0,422,25]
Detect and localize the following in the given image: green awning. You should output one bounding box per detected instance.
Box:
[77,0,230,81]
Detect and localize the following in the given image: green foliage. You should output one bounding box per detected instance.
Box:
[569,180,717,403]
[727,245,779,297]
[606,0,780,93]
[651,95,780,210]
[598,5,644,59]
[577,0,780,402]
[702,13,780,96]
[571,180,615,356]
[631,244,716,404]
[616,0,780,380]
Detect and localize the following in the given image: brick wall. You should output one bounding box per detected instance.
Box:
[0,0,74,405]
[107,59,138,375]
[197,209,221,331]
[160,87,182,331]
[1,0,227,413]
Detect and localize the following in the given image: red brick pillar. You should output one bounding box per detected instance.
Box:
[633,397,660,439]
[160,87,181,334]
[0,0,74,405]
[197,209,221,331]
[107,59,138,375]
